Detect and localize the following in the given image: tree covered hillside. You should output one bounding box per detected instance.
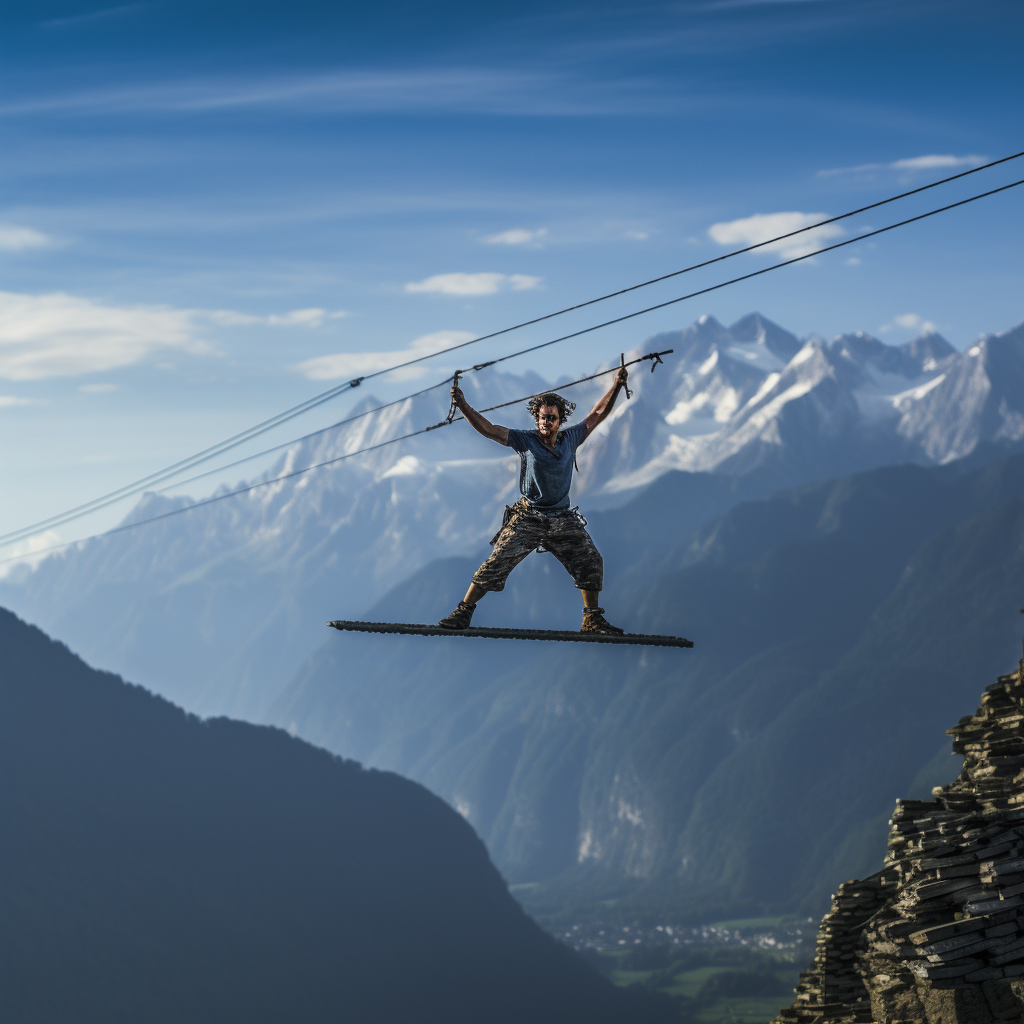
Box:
[0,608,671,1023]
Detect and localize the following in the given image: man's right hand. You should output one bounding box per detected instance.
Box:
[451,385,465,408]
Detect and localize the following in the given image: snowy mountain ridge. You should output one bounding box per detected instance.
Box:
[572,312,1020,496]
[269,310,1016,514]
[158,309,1018,533]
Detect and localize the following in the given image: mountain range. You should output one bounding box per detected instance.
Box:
[4,313,1022,722]
[3,311,1024,926]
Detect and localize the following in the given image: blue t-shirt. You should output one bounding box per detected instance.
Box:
[505,422,590,512]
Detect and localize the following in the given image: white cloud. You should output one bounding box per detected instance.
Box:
[0,225,52,251]
[818,154,987,177]
[508,274,542,290]
[269,308,342,326]
[818,162,882,176]
[78,382,118,393]
[485,228,547,246]
[881,313,938,335]
[707,212,843,260]
[404,272,542,296]
[206,307,345,327]
[0,295,329,383]
[293,330,477,381]
[891,155,986,171]
[845,257,861,266]
[0,291,207,381]
[0,395,38,407]
[625,230,649,240]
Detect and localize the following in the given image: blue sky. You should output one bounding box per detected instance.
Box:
[1,0,1021,550]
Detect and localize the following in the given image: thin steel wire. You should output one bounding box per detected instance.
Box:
[2,174,1021,564]
[4,151,1020,545]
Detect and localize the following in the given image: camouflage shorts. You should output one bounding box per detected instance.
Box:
[472,498,603,593]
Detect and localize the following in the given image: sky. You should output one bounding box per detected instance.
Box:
[1,0,1022,552]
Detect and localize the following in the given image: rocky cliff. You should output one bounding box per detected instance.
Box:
[772,635,1024,1023]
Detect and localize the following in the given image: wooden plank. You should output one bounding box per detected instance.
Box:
[327,620,693,648]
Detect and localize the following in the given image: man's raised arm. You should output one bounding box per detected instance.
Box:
[452,386,509,445]
[582,365,629,436]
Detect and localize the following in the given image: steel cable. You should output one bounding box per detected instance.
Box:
[0,351,670,566]
[2,150,1020,547]
[2,172,1021,561]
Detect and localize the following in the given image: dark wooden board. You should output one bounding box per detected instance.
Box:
[327,620,693,648]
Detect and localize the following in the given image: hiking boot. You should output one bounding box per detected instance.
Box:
[581,607,624,635]
[439,600,477,630]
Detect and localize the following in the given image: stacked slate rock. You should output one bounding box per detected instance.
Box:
[771,654,1024,1023]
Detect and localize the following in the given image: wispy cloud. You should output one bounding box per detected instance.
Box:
[404,272,541,296]
[818,154,987,177]
[206,308,346,327]
[0,291,206,381]
[0,395,40,407]
[0,68,667,119]
[879,313,937,335]
[0,225,52,251]
[293,330,476,381]
[78,382,118,393]
[485,228,547,247]
[41,4,147,29]
[707,211,842,260]
[0,292,339,381]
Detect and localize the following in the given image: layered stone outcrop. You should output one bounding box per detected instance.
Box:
[772,648,1024,1023]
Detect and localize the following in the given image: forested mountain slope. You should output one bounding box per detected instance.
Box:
[0,608,669,1023]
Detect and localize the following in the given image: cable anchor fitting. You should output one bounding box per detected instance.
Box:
[648,350,669,372]
[444,370,463,425]
[620,353,633,400]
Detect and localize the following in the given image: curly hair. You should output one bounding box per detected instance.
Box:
[527,391,575,423]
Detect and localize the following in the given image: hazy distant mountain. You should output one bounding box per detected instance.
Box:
[0,607,671,1023]
[3,314,1021,723]
[271,451,1024,923]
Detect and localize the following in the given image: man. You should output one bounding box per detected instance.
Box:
[439,364,630,634]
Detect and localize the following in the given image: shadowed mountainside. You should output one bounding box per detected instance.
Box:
[0,607,673,1023]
